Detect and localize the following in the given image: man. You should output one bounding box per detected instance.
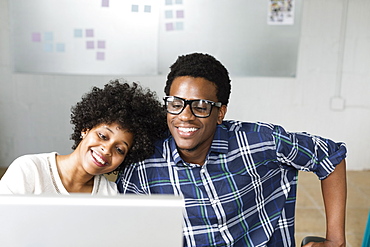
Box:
[117,53,347,247]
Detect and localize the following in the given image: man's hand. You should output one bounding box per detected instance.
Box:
[302,239,345,247]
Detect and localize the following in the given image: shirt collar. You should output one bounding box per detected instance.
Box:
[166,122,229,166]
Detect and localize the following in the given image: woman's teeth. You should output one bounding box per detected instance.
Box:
[92,151,106,165]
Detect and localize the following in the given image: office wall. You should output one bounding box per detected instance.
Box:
[1,0,369,170]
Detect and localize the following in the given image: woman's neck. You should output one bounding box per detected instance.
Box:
[55,153,94,193]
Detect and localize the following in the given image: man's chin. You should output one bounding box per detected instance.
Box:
[177,145,199,152]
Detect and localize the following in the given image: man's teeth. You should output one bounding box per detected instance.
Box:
[178,127,197,133]
[92,151,106,165]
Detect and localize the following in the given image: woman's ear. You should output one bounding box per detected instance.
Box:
[80,129,90,139]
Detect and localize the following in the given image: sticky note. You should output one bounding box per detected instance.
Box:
[132,5,139,12]
[166,23,174,31]
[175,22,184,30]
[44,32,53,41]
[165,10,173,19]
[176,10,184,18]
[144,5,151,13]
[32,32,41,42]
[97,40,105,49]
[56,43,65,52]
[86,29,94,38]
[97,52,105,60]
[74,29,83,38]
[102,0,109,7]
[86,41,94,49]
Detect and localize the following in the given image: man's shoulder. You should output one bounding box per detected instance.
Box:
[220,120,277,133]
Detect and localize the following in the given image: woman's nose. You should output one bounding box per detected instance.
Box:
[101,145,112,156]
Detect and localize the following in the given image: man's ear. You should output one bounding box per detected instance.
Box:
[217,105,227,125]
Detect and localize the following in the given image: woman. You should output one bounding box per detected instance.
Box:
[0,79,167,195]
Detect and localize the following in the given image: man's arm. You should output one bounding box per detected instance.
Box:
[304,159,347,247]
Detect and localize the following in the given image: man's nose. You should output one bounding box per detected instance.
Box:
[178,105,196,121]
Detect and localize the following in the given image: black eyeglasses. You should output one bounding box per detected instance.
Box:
[163,96,222,118]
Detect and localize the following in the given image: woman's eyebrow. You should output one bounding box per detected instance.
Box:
[103,126,130,147]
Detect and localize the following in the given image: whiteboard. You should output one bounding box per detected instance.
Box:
[10,0,302,77]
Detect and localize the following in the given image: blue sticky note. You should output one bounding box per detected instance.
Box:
[132,5,139,12]
[56,43,65,52]
[44,32,53,41]
[175,22,184,30]
[74,29,83,38]
[144,5,151,13]
[165,10,173,19]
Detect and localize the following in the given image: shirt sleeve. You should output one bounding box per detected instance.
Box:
[272,125,347,179]
[117,162,148,194]
[0,156,37,194]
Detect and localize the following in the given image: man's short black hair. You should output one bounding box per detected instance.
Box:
[164,53,231,106]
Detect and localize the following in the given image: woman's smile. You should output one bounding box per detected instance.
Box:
[90,149,108,167]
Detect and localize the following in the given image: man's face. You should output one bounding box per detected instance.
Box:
[167,76,227,164]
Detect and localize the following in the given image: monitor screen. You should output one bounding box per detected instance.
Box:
[0,194,184,247]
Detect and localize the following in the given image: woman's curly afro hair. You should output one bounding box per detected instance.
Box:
[70,79,167,173]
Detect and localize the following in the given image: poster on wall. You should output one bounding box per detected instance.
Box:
[10,0,159,75]
[268,0,295,25]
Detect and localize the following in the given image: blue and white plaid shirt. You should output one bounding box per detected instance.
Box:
[117,120,347,247]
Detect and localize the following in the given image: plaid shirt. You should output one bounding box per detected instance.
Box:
[117,120,347,247]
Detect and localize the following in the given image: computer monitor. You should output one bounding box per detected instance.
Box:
[0,194,184,247]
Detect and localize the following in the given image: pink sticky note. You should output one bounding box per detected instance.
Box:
[32,32,41,42]
[86,29,94,37]
[176,10,184,18]
[86,41,94,49]
[97,40,106,49]
[97,52,105,60]
[102,0,109,7]
[166,23,174,31]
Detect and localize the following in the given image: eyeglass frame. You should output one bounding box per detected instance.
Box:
[163,96,222,118]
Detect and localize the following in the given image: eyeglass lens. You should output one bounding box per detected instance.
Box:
[166,98,212,117]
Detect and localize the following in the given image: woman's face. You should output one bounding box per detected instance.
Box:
[78,122,134,175]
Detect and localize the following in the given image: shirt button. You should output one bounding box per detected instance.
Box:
[200,169,206,174]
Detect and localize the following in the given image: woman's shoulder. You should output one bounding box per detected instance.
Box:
[94,175,118,195]
[11,152,57,168]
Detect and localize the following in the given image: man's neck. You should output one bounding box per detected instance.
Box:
[178,148,208,166]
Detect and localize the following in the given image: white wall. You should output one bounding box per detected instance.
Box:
[1,0,369,170]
